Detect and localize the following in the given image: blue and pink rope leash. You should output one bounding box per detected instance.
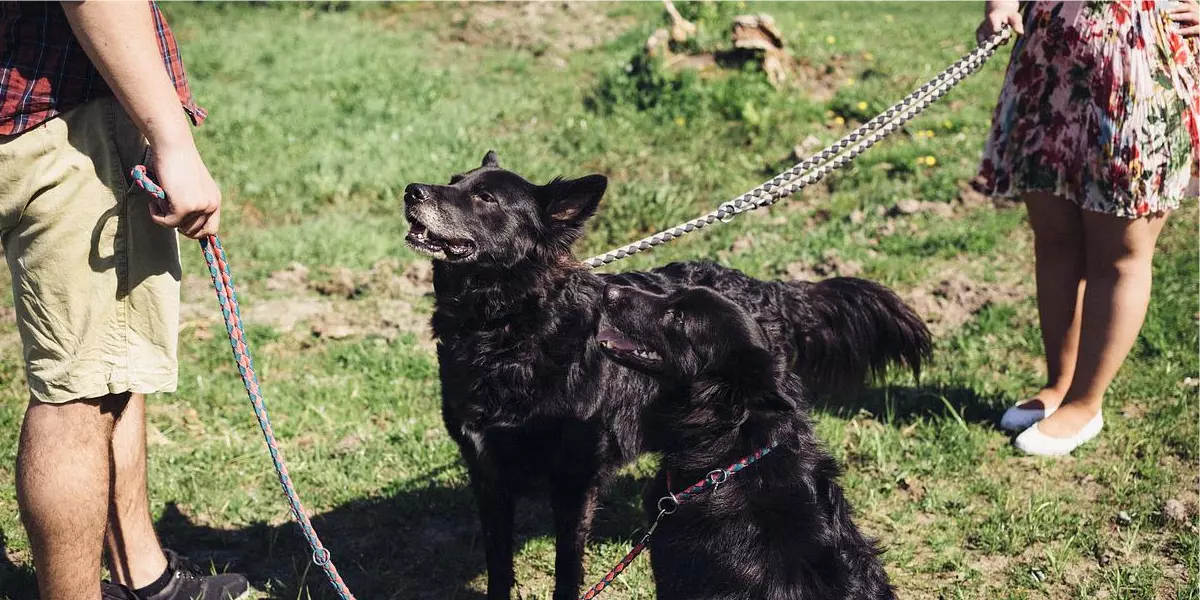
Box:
[131,165,356,600]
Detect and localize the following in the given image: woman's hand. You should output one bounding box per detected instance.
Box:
[1168,0,1199,37]
[977,0,1025,45]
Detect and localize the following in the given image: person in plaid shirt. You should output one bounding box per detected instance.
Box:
[0,3,249,600]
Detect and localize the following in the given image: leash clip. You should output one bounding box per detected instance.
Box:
[657,493,679,515]
[706,468,729,491]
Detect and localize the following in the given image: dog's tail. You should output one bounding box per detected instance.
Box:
[785,277,932,394]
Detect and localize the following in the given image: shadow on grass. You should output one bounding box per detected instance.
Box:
[152,472,649,600]
[0,528,37,600]
[147,386,1003,600]
[814,384,1008,428]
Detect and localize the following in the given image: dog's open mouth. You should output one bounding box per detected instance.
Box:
[406,219,476,261]
[596,321,662,365]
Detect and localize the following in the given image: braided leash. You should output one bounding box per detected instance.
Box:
[582,27,1012,269]
[131,166,357,600]
[579,442,778,600]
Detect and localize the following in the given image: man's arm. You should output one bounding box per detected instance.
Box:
[61,0,220,238]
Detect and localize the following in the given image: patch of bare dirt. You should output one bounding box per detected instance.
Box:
[265,262,310,292]
[889,198,956,219]
[785,248,863,281]
[181,259,436,349]
[901,269,1026,336]
[415,2,635,64]
[242,297,332,333]
[792,53,852,102]
[307,259,434,301]
[1162,498,1190,524]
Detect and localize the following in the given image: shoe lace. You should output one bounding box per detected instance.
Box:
[165,549,211,578]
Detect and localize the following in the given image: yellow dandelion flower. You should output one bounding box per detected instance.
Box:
[924,156,937,167]
[674,116,686,127]
[834,116,846,125]
[856,101,868,111]
[845,78,856,86]
[863,52,875,62]
[924,129,935,138]
[826,35,836,45]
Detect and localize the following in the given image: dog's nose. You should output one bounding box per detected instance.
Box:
[404,183,429,204]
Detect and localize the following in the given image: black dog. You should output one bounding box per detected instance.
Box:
[597,284,895,600]
[403,152,927,600]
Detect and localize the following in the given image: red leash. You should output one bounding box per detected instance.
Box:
[579,442,778,600]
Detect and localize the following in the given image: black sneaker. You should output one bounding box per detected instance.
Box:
[102,581,140,600]
[133,549,251,600]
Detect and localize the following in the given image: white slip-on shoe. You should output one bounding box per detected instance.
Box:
[1013,411,1103,456]
[999,401,1056,432]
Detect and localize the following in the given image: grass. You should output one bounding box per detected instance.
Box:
[1,2,1196,599]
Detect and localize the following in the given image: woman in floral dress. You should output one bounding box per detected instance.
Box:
[977,0,1198,455]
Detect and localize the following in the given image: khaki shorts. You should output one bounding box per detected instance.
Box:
[0,96,181,404]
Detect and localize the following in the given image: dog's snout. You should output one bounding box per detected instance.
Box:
[404,183,430,203]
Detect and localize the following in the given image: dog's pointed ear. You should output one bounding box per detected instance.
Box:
[542,175,607,224]
[481,150,500,168]
[736,347,794,414]
[748,377,795,413]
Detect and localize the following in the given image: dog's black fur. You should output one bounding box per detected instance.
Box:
[403,152,928,600]
[597,284,895,600]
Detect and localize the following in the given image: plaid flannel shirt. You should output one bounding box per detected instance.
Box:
[0,1,205,136]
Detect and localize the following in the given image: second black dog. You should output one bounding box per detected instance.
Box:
[597,284,896,600]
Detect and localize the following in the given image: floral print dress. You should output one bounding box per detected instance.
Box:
[979,0,1199,218]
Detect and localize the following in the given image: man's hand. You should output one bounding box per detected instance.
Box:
[1168,0,1199,37]
[150,145,221,239]
[61,1,220,238]
[977,0,1024,45]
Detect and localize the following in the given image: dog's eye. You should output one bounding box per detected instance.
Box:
[474,192,498,204]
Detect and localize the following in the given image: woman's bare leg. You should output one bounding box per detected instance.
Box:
[1035,210,1168,437]
[1020,192,1087,411]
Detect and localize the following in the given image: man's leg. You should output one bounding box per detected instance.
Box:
[105,393,169,590]
[17,395,120,600]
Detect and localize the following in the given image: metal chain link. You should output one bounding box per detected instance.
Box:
[583,27,1012,269]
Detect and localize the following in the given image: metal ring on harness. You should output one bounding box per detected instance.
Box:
[707,468,729,489]
[657,493,679,515]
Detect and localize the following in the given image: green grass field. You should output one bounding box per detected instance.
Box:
[1,2,1196,599]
